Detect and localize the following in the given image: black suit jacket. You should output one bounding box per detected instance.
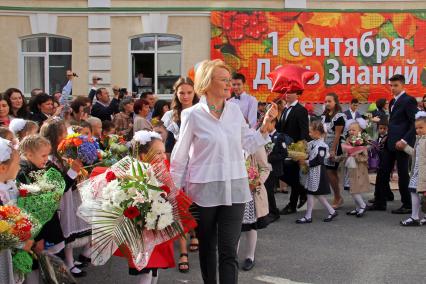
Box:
[387,93,417,151]
[268,132,292,177]
[91,99,119,121]
[276,103,310,142]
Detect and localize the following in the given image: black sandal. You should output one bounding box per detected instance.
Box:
[346,209,358,216]
[400,217,420,227]
[189,236,199,252]
[295,217,312,224]
[323,211,338,222]
[178,253,189,273]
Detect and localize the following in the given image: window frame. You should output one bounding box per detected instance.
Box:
[129,34,183,99]
[19,35,72,96]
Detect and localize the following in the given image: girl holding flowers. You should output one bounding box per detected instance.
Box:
[39,118,90,278]
[0,137,35,284]
[343,120,370,217]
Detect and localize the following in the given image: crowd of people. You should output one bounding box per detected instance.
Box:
[0,61,425,284]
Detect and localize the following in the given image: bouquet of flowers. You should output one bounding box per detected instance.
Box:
[245,156,260,192]
[99,134,130,166]
[77,156,195,270]
[0,205,39,251]
[342,133,370,168]
[264,141,274,156]
[287,140,308,174]
[17,168,65,229]
[58,133,101,166]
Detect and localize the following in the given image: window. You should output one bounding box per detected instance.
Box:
[130,34,182,95]
[20,36,72,95]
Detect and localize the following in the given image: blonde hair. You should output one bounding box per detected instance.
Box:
[19,134,51,155]
[194,59,232,95]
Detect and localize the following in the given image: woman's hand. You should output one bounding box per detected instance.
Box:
[32,240,44,254]
[260,102,278,134]
[22,240,34,252]
[71,159,83,173]
[329,151,336,161]
[53,105,64,117]
[298,159,306,166]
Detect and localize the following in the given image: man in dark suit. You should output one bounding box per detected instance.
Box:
[344,98,362,120]
[369,74,417,213]
[91,88,120,121]
[276,91,310,215]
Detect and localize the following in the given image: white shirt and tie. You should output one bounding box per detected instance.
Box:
[228,92,258,128]
[391,91,405,113]
[282,100,298,122]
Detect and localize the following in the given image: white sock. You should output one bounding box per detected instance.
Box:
[82,242,91,258]
[138,271,152,284]
[317,196,336,215]
[305,195,314,219]
[352,194,366,211]
[65,247,75,269]
[411,192,421,220]
[243,230,257,261]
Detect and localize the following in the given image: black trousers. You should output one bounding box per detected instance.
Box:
[281,160,307,209]
[374,148,411,208]
[264,174,280,216]
[195,203,245,284]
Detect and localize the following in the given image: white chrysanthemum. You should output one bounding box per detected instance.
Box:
[102,179,120,200]
[151,200,172,215]
[111,190,128,206]
[101,202,114,212]
[145,212,158,230]
[157,213,173,230]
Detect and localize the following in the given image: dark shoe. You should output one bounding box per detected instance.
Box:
[78,254,91,264]
[367,204,386,211]
[279,205,296,215]
[387,195,395,202]
[346,209,358,216]
[70,266,87,278]
[391,206,412,214]
[344,187,350,191]
[189,236,199,252]
[295,217,312,224]
[400,217,420,227]
[297,198,307,209]
[356,207,366,218]
[178,253,189,273]
[242,258,255,271]
[323,211,338,222]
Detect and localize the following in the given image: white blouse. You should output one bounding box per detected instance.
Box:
[170,96,270,207]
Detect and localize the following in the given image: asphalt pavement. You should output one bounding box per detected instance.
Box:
[82,188,426,284]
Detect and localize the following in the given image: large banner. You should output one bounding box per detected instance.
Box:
[210,11,426,103]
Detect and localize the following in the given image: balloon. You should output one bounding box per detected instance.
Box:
[267,65,317,94]
[367,102,377,113]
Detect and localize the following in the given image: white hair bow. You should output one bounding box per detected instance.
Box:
[133,130,162,145]
[9,119,26,134]
[415,111,426,120]
[0,137,12,163]
[345,118,368,132]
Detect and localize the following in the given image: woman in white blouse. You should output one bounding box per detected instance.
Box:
[171,59,277,284]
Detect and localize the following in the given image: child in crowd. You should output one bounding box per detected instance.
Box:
[0,137,34,284]
[400,112,426,226]
[130,130,176,284]
[79,121,93,137]
[102,120,116,137]
[238,146,271,271]
[344,120,370,217]
[9,119,39,141]
[39,118,90,278]
[296,120,337,224]
[0,127,17,146]
[86,116,102,140]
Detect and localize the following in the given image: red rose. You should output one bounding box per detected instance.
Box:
[123,206,140,219]
[19,189,28,197]
[105,171,117,182]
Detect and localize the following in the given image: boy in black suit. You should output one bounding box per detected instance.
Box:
[370,74,417,213]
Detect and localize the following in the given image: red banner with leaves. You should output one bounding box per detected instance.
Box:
[210,11,426,103]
